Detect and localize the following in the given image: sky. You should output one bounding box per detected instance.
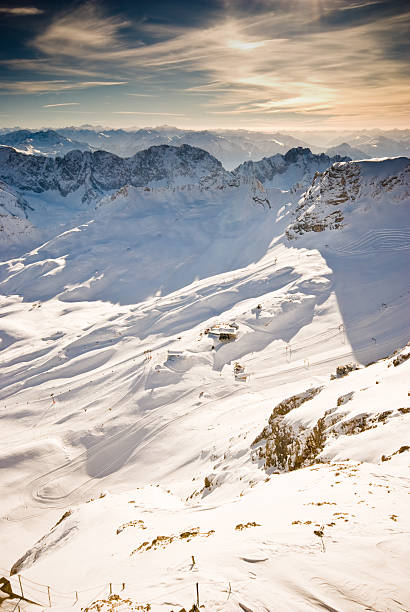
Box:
[0,0,409,130]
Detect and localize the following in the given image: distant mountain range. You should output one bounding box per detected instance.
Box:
[1,126,408,169]
[325,142,368,159]
[0,129,92,156]
[57,126,311,168]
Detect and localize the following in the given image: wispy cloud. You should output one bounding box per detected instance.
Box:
[33,2,131,57]
[126,93,156,98]
[0,58,107,78]
[3,0,409,127]
[0,7,43,16]
[42,102,80,108]
[114,111,185,116]
[338,1,383,10]
[0,80,127,94]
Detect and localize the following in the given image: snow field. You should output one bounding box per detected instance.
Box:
[0,155,408,610]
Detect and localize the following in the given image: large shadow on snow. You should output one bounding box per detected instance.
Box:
[319,247,410,364]
[212,274,333,371]
[0,202,279,306]
[84,422,153,478]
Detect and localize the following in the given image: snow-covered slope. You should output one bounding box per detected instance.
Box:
[4,346,409,612]
[0,153,408,611]
[233,147,350,192]
[0,130,92,157]
[0,182,39,250]
[0,214,39,251]
[0,183,268,303]
[0,181,32,218]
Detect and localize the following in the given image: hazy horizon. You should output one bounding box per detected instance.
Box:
[3,123,410,134]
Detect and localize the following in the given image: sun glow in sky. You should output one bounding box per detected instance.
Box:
[227,40,268,51]
[0,0,409,130]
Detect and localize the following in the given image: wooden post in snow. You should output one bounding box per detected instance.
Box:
[196,582,199,607]
[47,586,51,607]
[18,575,24,598]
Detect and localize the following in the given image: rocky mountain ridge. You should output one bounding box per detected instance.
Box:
[0,143,234,201]
[233,147,350,192]
[0,143,408,258]
[0,144,349,201]
[287,157,410,237]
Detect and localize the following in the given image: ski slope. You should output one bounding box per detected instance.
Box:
[0,156,409,611]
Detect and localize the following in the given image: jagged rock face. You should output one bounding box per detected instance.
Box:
[129,144,232,188]
[0,144,232,200]
[286,157,410,237]
[233,147,350,192]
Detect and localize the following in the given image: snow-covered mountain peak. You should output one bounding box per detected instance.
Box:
[233,147,350,192]
[0,143,232,202]
[129,143,232,188]
[286,156,410,238]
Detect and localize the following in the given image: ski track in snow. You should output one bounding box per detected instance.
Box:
[325,227,410,255]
